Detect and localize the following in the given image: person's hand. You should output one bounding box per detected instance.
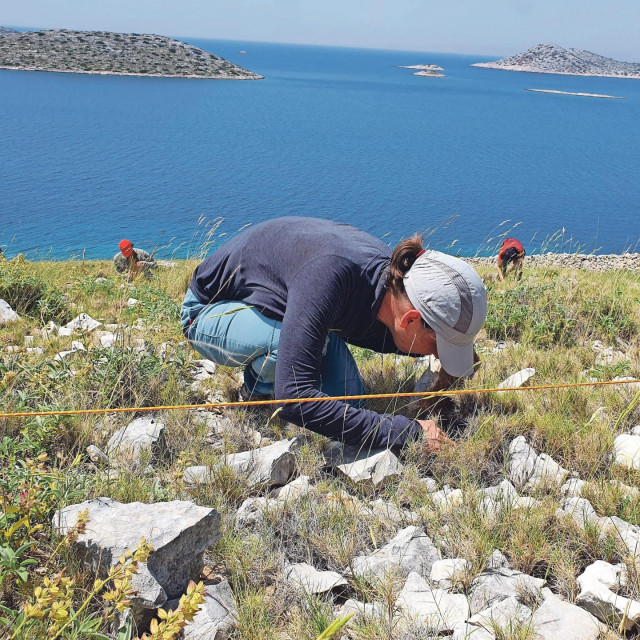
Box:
[418,419,453,452]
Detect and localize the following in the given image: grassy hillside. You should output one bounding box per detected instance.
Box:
[1,255,639,639]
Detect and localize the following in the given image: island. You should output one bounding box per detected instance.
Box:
[526,89,625,99]
[472,43,640,79]
[0,29,263,79]
[396,64,445,78]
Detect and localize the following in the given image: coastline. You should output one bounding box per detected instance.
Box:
[525,89,625,99]
[0,64,264,79]
[470,62,640,80]
[467,252,640,272]
[7,253,640,271]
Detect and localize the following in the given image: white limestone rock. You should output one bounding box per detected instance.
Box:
[430,558,471,591]
[270,475,311,501]
[333,447,403,494]
[186,437,303,489]
[0,299,20,324]
[183,580,237,640]
[420,477,439,493]
[351,525,439,581]
[63,313,102,333]
[86,445,108,464]
[485,549,510,570]
[498,367,535,390]
[508,436,537,488]
[53,498,220,612]
[614,433,640,470]
[127,298,139,307]
[233,497,271,530]
[220,437,302,488]
[595,347,628,367]
[53,340,87,361]
[285,563,348,594]
[508,436,568,490]
[336,598,385,621]
[100,332,117,348]
[23,335,35,346]
[453,596,531,640]
[106,417,165,469]
[533,588,604,640]
[526,453,569,490]
[561,477,586,498]
[368,498,418,525]
[468,567,545,614]
[396,571,468,633]
[577,561,640,631]
[193,359,217,376]
[557,497,601,529]
[477,479,518,517]
[26,347,43,355]
[432,485,463,510]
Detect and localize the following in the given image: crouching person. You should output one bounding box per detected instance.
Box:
[181,217,487,452]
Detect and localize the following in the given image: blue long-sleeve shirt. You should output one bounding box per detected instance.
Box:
[188,217,423,449]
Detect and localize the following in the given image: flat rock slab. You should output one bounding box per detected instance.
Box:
[63,312,102,333]
[396,571,468,633]
[454,596,531,640]
[498,367,536,390]
[351,525,439,580]
[469,567,545,614]
[285,563,348,594]
[183,580,237,640]
[106,417,165,469]
[0,299,20,324]
[53,498,220,611]
[332,447,403,494]
[534,588,604,640]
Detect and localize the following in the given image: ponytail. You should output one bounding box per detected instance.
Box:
[386,234,424,295]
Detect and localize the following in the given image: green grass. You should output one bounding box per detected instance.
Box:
[0,255,639,639]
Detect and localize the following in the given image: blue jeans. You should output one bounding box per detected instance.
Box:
[181,290,365,402]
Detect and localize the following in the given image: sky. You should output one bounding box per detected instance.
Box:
[3,0,639,60]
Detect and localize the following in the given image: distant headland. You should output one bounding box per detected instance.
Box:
[472,43,640,79]
[0,29,263,79]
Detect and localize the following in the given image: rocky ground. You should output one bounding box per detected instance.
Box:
[472,43,640,79]
[0,29,263,79]
[1,255,639,639]
[469,252,640,272]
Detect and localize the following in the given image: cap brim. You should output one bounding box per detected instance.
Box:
[435,333,475,378]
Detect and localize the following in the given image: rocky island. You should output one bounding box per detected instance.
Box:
[396,63,446,77]
[0,29,263,79]
[472,43,640,79]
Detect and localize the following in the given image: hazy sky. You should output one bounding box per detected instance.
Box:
[4,0,639,60]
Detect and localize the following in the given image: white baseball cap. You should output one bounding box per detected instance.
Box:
[404,250,487,377]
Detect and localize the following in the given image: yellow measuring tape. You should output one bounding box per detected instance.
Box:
[1,378,639,419]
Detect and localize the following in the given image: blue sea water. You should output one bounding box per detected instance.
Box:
[1,39,639,260]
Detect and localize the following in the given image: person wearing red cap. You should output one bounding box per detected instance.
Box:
[497,238,525,281]
[114,240,155,278]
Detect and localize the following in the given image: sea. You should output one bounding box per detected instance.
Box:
[1,38,639,260]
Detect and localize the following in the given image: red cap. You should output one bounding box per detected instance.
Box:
[119,239,133,258]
